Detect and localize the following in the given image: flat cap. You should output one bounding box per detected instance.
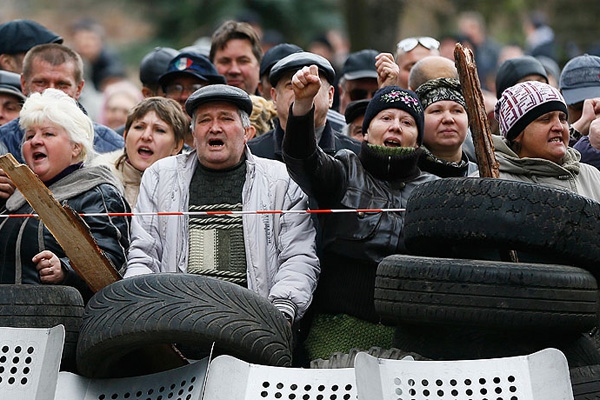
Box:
[0,19,63,55]
[269,51,335,86]
[159,52,226,87]
[185,84,253,116]
[0,70,25,101]
[260,43,302,77]
[344,99,370,124]
[139,47,179,85]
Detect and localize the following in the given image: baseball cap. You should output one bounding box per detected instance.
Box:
[269,51,335,87]
[0,70,25,101]
[341,49,378,81]
[559,54,600,105]
[158,52,226,88]
[0,20,63,55]
[260,43,303,78]
[139,47,179,85]
[185,84,253,117]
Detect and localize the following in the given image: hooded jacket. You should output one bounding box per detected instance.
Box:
[491,135,600,202]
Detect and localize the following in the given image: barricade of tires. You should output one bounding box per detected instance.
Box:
[376,177,600,399]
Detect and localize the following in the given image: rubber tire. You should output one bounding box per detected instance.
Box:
[77,273,293,378]
[403,178,600,274]
[571,365,600,399]
[375,254,599,332]
[309,346,429,369]
[0,284,84,372]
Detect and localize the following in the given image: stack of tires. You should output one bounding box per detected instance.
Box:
[374,178,600,399]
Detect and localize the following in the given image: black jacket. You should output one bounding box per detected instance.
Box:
[0,165,130,301]
[248,118,361,162]
[282,107,438,322]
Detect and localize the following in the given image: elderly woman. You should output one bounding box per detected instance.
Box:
[92,97,187,208]
[0,89,130,301]
[415,77,478,177]
[282,65,438,360]
[492,80,600,202]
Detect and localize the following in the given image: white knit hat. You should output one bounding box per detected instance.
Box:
[495,81,567,141]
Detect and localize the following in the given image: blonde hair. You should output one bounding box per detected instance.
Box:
[249,95,276,137]
[20,88,94,162]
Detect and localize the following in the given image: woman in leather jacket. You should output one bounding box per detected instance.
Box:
[282,65,437,361]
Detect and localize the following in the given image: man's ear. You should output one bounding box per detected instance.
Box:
[0,54,17,73]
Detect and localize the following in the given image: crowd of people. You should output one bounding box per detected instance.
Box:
[1,10,600,367]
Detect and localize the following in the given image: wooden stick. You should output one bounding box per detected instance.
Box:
[454,44,518,262]
[0,153,120,291]
[454,43,500,178]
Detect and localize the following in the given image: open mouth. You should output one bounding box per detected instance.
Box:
[32,152,47,161]
[138,147,154,156]
[383,139,402,148]
[209,138,224,147]
[548,137,562,143]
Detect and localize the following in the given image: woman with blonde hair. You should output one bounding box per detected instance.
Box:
[0,88,130,301]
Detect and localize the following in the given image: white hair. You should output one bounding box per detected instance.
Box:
[19,88,94,162]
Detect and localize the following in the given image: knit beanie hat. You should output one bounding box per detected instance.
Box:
[362,86,424,145]
[495,80,567,141]
[414,77,466,110]
[495,56,548,99]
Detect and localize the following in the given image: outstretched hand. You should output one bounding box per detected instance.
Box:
[291,65,322,117]
[376,52,400,88]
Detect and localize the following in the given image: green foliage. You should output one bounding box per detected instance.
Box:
[137,0,344,48]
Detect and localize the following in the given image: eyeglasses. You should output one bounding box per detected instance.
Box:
[164,83,205,97]
[396,37,440,53]
[349,88,378,101]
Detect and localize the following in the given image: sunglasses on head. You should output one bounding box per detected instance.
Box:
[396,37,440,53]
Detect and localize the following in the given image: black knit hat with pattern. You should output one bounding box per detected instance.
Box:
[362,86,424,145]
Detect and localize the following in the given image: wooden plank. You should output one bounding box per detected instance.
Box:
[0,153,189,370]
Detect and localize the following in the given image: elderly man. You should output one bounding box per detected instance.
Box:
[395,36,440,89]
[125,84,320,325]
[0,43,123,164]
[248,51,361,161]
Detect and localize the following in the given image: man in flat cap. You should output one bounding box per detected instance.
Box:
[248,51,361,161]
[0,70,25,126]
[0,19,63,73]
[125,84,320,328]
